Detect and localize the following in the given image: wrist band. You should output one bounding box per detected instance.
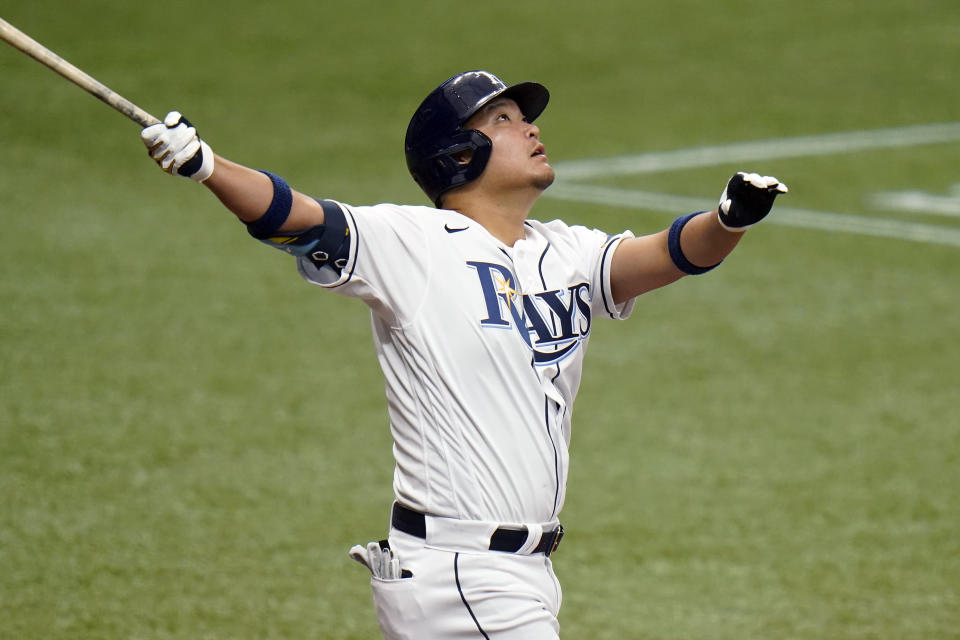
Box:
[246,170,293,238]
[668,212,721,275]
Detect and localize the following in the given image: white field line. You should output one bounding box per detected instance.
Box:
[551,122,960,180]
[544,122,960,248]
[545,183,960,248]
[871,191,960,217]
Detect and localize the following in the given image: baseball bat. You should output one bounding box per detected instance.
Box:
[0,16,160,127]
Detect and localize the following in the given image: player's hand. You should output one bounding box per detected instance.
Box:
[141,111,214,182]
[717,172,788,231]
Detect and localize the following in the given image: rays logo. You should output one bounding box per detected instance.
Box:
[467,261,592,366]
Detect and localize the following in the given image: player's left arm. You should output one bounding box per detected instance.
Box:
[609,172,787,304]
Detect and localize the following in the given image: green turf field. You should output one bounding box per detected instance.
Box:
[2,1,958,638]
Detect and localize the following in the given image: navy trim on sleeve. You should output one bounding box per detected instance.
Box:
[668,212,721,275]
[599,234,620,318]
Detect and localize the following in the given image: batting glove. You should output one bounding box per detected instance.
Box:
[717,172,788,231]
[349,541,405,579]
[141,111,214,182]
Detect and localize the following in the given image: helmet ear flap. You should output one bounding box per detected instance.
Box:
[427,129,492,207]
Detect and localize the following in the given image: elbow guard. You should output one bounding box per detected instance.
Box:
[249,199,350,273]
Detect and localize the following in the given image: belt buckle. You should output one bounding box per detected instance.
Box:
[545,525,564,557]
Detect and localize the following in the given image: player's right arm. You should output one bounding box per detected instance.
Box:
[202,155,326,231]
[140,111,326,232]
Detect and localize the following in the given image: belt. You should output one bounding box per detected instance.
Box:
[391,503,565,557]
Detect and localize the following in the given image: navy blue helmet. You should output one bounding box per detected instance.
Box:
[405,71,549,207]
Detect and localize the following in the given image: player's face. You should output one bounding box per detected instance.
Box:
[466,98,555,194]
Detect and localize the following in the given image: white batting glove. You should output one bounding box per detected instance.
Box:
[141,111,214,182]
[717,171,788,231]
[349,541,403,579]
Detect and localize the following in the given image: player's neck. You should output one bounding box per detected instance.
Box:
[446,187,540,246]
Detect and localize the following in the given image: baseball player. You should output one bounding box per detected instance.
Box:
[140,70,787,638]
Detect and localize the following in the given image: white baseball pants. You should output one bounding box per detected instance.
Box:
[369,529,562,639]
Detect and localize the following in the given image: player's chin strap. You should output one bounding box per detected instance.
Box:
[245,171,350,273]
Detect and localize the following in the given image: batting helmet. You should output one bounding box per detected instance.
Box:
[405,71,550,207]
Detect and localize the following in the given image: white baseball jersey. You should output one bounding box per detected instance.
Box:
[298,202,635,525]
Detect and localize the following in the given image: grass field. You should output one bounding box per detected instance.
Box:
[1,1,958,638]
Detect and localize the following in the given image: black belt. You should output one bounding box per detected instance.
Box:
[391,503,564,557]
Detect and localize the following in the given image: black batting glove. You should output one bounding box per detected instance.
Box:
[717,172,788,231]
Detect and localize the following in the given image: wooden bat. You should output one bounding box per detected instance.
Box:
[0,16,160,127]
